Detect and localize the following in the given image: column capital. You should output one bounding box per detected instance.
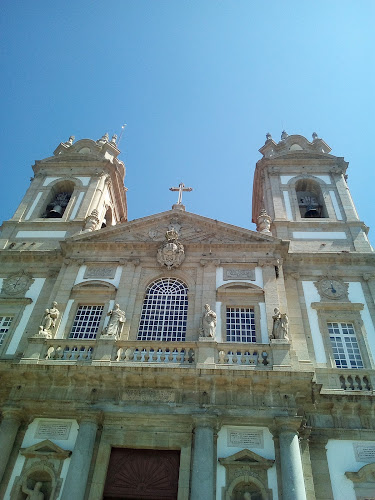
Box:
[271,416,305,437]
[192,414,219,432]
[1,406,25,424]
[78,412,102,426]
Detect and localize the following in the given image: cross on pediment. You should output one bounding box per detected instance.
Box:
[169,183,193,205]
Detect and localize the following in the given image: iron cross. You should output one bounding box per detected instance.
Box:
[169,182,193,205]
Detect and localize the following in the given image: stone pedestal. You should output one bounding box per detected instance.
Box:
[190,416,216,500]
[196,338,216,368]
[275,418,307,500]
[270,339,291,369]
[0,408,23,483]
[20,337,46,362]
[60,416,98,500]
[92,338,115,362]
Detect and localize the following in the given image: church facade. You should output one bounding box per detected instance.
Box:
[0,132,374,500]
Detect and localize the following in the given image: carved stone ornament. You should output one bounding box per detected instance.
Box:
[156,228,185,269]
[34,302,60,339]
[256,208,272,234]
[315,277,348,301]
[2,272,34,296]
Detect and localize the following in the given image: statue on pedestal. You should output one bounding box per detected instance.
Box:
[37,302,60,338]
[270,307,289,340]
[103,304,126,339]
[201,304,217,339]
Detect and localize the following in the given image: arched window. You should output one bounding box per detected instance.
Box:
[295,178,327,218]
[42,180,75,218]
[137,278,188,341]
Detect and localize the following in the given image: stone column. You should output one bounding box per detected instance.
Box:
[190,416,217,500]
[274,417,307,500]
[309,434,334,500]
[60,415,99,500]
[0,408,23,484]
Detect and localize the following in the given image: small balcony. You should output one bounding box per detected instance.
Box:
[315,367,375,395]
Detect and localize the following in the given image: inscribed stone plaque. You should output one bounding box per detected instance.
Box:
[227,428,264,448]
[223,269,255,281]
[122,389,175,403]
[354,443,375,462]
[35,421,72,440]
[84,266,117,279]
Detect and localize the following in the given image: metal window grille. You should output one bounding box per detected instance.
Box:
[328,322,363,369]
[0,316,13,346]
[137,277,188,341]
[226,307,256,342]
[69,305,104,339]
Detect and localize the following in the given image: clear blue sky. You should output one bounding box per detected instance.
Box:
[1,1,374,246]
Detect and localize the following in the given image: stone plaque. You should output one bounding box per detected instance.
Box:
[227,428,264,448]
[223,269,255,281]
[34,420,72,440]
[354,443,375,462]
[84,266,117,279]
[122,389,175,403]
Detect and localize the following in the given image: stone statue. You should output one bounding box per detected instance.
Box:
[105,303,126,338]
[281,130,288,140]
[111,134,117,144]
[266,132,272,141]
[201,304,217,338]
[270,307,289,340]
[22,481,44,500]
[256,208,272,234]
[38,302,59,338]
[243,493,252,500]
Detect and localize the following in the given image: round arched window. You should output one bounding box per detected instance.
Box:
[137,278,188,341]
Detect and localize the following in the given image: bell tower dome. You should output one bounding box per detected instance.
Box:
[252,131,372,253]
[0,133,127,250]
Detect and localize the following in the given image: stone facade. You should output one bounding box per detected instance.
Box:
[0,132,374,500]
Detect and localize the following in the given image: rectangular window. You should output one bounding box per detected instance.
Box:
[0,316,14,346]
[69,305,104,339]
[226,307,256,342]
[328,322,363,369]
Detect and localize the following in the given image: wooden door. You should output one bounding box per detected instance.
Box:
[103,448,180,500]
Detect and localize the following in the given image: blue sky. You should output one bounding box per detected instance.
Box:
[1,1,374,245]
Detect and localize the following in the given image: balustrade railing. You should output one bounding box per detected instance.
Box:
[45,341,93,361]
[216,344,272,367]
[339,372,372,391]
[315,368,375,394]
[114,341,195,365]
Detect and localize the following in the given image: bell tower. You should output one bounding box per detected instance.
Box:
[252,131,372,253]
[0,134,127,250]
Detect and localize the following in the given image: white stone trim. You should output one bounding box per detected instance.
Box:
[292,231,347,239]
[259,302,268,344]
[55,299,74,339]
[25,192,43,220]
[69,191,85,220]
[280,175,294,184]
[215,301,222,342]
[280,174,331,184]
[76,176,90,186]
[6,278,46,355]
[74,265,122,288]
[43,176,61,186]
[348,282,375,364]
[15,231,67,239]
[302,281,326,363]
[329,190,343,220]
[216,267,263,289]
[283,190,293,220]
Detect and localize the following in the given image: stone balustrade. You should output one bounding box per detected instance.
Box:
[217,343,272,367]
[45,341,94,361]
[114,341,196,365]
[315,367,375,394]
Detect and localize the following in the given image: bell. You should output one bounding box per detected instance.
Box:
[47,204,64,218]
[305,208,320,218]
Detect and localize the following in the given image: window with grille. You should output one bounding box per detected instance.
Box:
[137,278,188,341]
[0,316,13,346]
[226,307,256,342]
[328,322,363,369]
[69,305,104,339]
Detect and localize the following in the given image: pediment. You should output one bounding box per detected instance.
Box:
[70,210,281,246]
[21,439,71,460]
[219,449,274,469]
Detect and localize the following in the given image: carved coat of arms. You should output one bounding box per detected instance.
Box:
[157,228,185,269]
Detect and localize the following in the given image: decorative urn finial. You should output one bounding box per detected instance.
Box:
[312,132,318,141]
[266,132,272,141]
[281,130,288,140]
[256,208,272,234]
